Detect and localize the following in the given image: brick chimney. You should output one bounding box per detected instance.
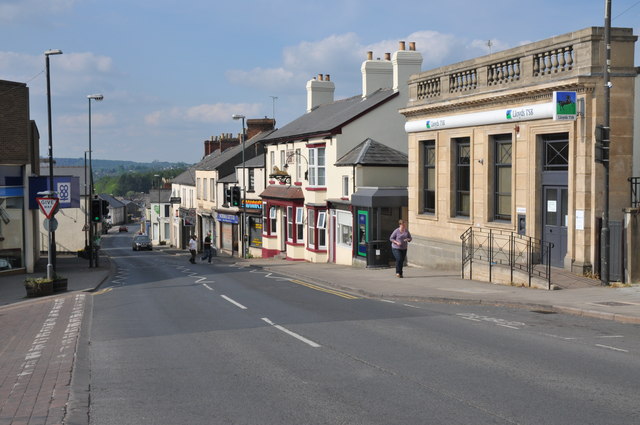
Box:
[203,136,215,157]
[361,50,393,98]
[246,118,276,140]
[306,73,335,113]
[217,133,240,152]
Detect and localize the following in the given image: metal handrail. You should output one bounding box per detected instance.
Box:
[629,177,640,208]
[460,226,553,289]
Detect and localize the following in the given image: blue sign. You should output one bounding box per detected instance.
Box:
[28,176,80,209]
[217,213,239,224]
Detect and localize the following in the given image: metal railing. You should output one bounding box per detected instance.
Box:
[460,227,553,289]
[629,177,640,208]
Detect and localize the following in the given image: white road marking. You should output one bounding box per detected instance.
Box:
[221,295,247,310]
[261,317,321,348]
[597,335,624,338]
[595,344,629,353]
[203,284,213,291]
[403,303,421,309]
[456,313,524,329]
[379,299,396,304]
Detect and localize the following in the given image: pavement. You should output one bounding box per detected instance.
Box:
[0,244,639,424]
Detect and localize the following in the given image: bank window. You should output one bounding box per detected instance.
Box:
[543,133,569,171]
[295,207,304,243]
[422,140,436,214]
[308,147,326,187]
[493,135,512,221]
[455,138,471,217]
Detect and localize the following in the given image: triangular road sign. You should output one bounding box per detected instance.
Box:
[36,197,59,220]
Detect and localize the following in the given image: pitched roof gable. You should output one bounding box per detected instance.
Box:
[335,138,408,166]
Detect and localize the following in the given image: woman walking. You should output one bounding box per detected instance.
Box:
[389,219,412,278]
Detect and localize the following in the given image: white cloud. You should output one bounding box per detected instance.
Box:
[59,112,116,129]
[0,0,82,23]
[226,67,295,90]
[145,103,262,126]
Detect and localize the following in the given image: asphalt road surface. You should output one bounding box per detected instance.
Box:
[87,226,640,424]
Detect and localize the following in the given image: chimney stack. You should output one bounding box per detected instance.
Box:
[361,50,393,98]
[392,41,422,93]
[246,117,276,140]
[306,72,335,112]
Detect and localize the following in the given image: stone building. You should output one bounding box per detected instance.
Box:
[401,27,637,280]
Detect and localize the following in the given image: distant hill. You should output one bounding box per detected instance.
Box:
[48,158,191,178]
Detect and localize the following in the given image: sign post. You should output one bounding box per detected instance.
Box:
[36,196,59,280]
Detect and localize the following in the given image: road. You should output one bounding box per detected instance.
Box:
[87,226,640,424]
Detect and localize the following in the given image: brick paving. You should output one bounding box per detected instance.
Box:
[0,294,87,425]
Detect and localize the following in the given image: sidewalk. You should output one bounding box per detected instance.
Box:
[0,254,109,425]
[242,257,640,325]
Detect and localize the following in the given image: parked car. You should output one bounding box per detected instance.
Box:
[132,234,152,251]
[119,225,128,232]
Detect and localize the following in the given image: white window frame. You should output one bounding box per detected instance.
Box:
[295,207,304,243]
[317,211,326,249]
[270,207,277,235]
[337,211,352,247]
[308,147,326,187]
[196,178,201,199]
[203,178,208,201]
[287,206,294,243]
[342,176,349,197]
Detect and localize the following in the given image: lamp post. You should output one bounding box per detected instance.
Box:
[84,150,89,249]
[232,114,246,258]
[87,94,104,268]
[154,174,161,245]
[600,0,611,286]
[44,49,62,280]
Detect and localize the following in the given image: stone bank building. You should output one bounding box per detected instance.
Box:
[401,27,637,279]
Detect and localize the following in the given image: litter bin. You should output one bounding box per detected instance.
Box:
[366,240,391,268]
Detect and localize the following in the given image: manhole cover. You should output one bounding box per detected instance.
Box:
[593,301,634,307]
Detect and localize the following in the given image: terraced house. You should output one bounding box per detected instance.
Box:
[259,42,422,265]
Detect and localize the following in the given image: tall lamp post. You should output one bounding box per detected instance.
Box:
[88,94,104,268]
[154,174,161,245]
[232,114,246,258]
[44,49,62,280]
[601,0,611,286]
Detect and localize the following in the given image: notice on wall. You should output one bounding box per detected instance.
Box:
[575,210,584,230]
[547,200,557,213]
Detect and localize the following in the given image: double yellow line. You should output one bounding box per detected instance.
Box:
[290,279,359,299]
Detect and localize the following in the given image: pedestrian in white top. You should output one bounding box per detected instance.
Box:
[188,235,198,264]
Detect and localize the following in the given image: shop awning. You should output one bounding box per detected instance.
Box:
[351,187,407,208]
[259,185,304,201]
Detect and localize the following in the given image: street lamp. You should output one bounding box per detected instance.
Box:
[154,174,161,245]
[87,94,104,268]
[232,114,246,258]
[44,48,62,280]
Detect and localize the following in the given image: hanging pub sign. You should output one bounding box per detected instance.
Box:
[553,91,577,121]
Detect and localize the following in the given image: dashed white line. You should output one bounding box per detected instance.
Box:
[261,317,321,348]
[221,295,247,310]
[595,344,629,353]
[203,284,213,291]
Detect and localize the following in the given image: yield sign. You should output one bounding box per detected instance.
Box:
[36,197,59,219]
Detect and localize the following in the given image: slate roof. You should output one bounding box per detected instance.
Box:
[172,166,196,186]
[243,155,264,168]
[98,193,125,208]
[335,138,408,167]
[197,130,274,172]
[261,89,397,144]
[218,172,236,183]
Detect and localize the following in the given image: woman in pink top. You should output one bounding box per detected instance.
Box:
[389,219,412,278]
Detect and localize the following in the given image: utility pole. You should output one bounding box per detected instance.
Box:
[601,0,612,286]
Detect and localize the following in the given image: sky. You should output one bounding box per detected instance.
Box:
[1,0,639,164]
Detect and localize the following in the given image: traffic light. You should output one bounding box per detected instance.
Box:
[594,124,609,164]
[224,188,232,205]
[231,186,241,207]
[91,199,102,222]
[101,199,109,216]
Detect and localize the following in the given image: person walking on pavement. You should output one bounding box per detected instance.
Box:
[188,234,198,264]
[201,231,213,263]
[390,219,412,278]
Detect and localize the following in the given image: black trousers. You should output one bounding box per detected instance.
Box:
[392,248,407,276]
